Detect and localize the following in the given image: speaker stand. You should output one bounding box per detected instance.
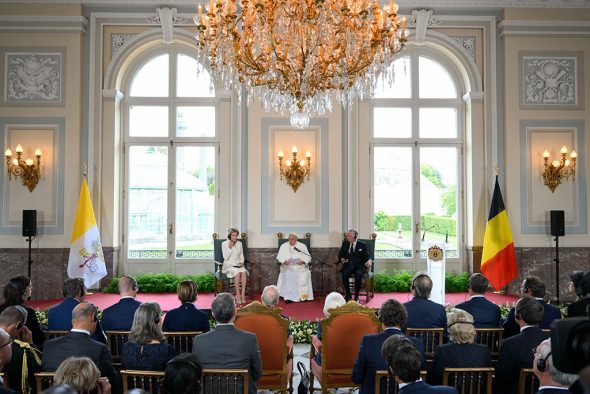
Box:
[554,235,560,304]
[26,235,33,279]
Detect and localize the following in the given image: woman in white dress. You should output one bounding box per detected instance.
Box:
[221,227,247,304]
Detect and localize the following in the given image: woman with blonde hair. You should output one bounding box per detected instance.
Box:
[310,292,347,368]
[162,280,210,332]
[54,356,111,394]
[427,309,491,385]
[121,302,177,371]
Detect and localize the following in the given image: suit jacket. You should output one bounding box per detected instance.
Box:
[398,381,459,394]
[566,299,590,318]
[0,385,17,394]
[536,388,573,394]
[495,326,550,394]
[41,331,121,393]
[47,298,107,344]
[0,304,45,349]
[101,297,142,331]
[192,324,262,394]
[162,302,210,332]
[455,296,501,328]
[404,297,447,331]
[338,240,370,274]
[502,300,561,338]
[352,328,425,394]
[427,343,492,385]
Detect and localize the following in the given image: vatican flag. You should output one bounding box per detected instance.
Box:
[68,177,107,288]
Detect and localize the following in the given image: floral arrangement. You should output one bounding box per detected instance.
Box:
[427,245,444,262]
[35,309,48,329]
[289,319,317,344]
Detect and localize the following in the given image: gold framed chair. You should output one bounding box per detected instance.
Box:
[234,301,292,393]
[518,368,539,394]
[34,372,55,392]
[164,331,202,354]
[474,328,504,360]
[106,330,131,368]
[405,328,444,360]
[213,233,253,296]
[121,370,165,393]
[201,368,249,394]
[43,330,68,341]
[374,370,428,394]
[442,367,494,394]
[309,301,381,393]
[335,233,377,303]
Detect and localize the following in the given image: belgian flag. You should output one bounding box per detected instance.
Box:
[481,176,518,290]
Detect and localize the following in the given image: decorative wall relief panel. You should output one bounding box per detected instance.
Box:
[520,51,584,109]
[450,36,476,60]
[110,33,138,58]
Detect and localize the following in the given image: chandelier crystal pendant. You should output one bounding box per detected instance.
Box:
[194,0,408,129]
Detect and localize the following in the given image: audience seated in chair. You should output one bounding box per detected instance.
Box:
[54,356,111,394]
[381,334,458,394]
[567,270,590,318]
[102,276,142,332]
[162,280,209,333]
[337,230,372,302]
[161,353,202,394]
[404,273,447,335]
[533,338,578,394]
[277,233,313,303]
[121,302,177,371]
[192,293,262,394]
[0,328,17,394]
[41,302,121,393]
[455,274,501,328]
[502,277,561,339]
[352,299,425,394]
[310,292,346,368]
[495,298,550,394]
[261,285,294,350]
[47,278,107,344]
[427,309,491,386]
[0,276,45,348]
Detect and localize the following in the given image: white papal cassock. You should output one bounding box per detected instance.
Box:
[276,241,314,302]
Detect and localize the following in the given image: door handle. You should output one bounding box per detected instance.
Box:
[168,223,173,234]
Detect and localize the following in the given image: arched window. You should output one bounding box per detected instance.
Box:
[123,46,219,267]
[371,50,463,262]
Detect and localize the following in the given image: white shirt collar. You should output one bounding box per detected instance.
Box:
[71,328,91,335]
[520,325,536,332]
[216,323,235,326]
[120,296,135,299]
[538,386,569,391]
[398,379,421,389]
[470,295,485,299]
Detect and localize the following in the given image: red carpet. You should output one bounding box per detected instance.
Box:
[26,292,517,322]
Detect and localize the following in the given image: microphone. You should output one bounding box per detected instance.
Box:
[421,226,436,241]
[293,246,311,257]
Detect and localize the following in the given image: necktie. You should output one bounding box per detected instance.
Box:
[349,243,354,255]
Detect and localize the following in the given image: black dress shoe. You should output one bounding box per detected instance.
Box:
[285,300,293,304]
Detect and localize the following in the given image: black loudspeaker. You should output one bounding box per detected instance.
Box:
[550,210,565,237]
[22,210,37,237]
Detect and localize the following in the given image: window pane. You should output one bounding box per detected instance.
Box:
[419,108,457,138]
[129,54,169,97]
[175,146,215,259]
[129,106,168,137]
[128,146,168,259]
[419,147,458,258]
[374,147,413,259]
[176,107,216,137]
[375,57,411,98]
[374,108,411,138]
[177,54,214,97]
[419,57,457,98]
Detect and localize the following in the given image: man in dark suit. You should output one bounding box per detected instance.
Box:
[455,273,501,328]
[101,275,142,331]
[495,298,550,394]
[338,229,372,301]
[352,299,425,394]
[192,293,262,394]
[0,328,17,394]
[502,277,561,338]
[533,338,578,393]
[42,302,121,393]
[47,278,106,344]
[404,273,447,331]
[381,334,458,394]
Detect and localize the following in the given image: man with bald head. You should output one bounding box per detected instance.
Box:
[0,329,17,393]
[102,275,141,331]
[42,302,120,393]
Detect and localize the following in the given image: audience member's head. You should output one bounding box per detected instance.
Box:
[261,285,280,307]
[62,277,86,300]
[521,277,546,299]
[378,299,407,329]
[514,297,544,326]
[3,275,32,305]
[381,334,421,383]
[39,384,78,394]
[468,273,490,295]
[129,302,164,344]
[447,309,476,344]
[54,356,100,394]
[0,305,27,337]
[323,292,346,317]
[211,293,236,324]
[118,275,138,297]
[177,280,198,304]
[533,338,578,387]
[411,272,433,299]
[0,328,12,370]
[162,353,202,394]
[571,270,590,299]
[71,302,98,334]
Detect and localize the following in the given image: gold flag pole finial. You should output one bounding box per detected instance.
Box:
[495,167,499,177]
[83,162,87,177]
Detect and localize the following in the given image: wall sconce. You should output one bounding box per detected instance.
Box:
[277,145,311,192]
[542,145,577,193]
[4,144,42,192]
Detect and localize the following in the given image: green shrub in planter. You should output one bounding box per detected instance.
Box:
[102,272,215,293]
[374,271,469,293]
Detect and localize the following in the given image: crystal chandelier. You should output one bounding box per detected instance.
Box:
[194,0,408,129]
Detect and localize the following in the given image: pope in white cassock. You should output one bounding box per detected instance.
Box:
[276,233,314,302]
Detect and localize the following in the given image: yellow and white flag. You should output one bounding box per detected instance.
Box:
[68,177,107,288]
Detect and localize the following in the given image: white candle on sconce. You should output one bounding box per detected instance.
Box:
[305,151,311,159]
[552,160,560,168]
[291,145,298,154]
[35,148,42,157]
[560,145,568,154]
[25,159,33,166]
[543,150,550,158]
[278,150,284,158]
[15,144,23,153]
[4,148,12,157]
[571,150,577,159]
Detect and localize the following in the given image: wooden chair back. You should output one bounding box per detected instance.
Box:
[518,368,539,394]
[201,368,249,394]
[164,331,202,354]
[34,372,55,392]
[106,330,131,366]
[212,233,252,295]
[405,328,444,359]
[44,330,68,341]
[474,328,504,359]
[121,370,165,393]
[442,367,494,394]
[374,370,427,394]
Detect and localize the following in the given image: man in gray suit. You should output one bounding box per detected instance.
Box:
[192,293,262,394]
